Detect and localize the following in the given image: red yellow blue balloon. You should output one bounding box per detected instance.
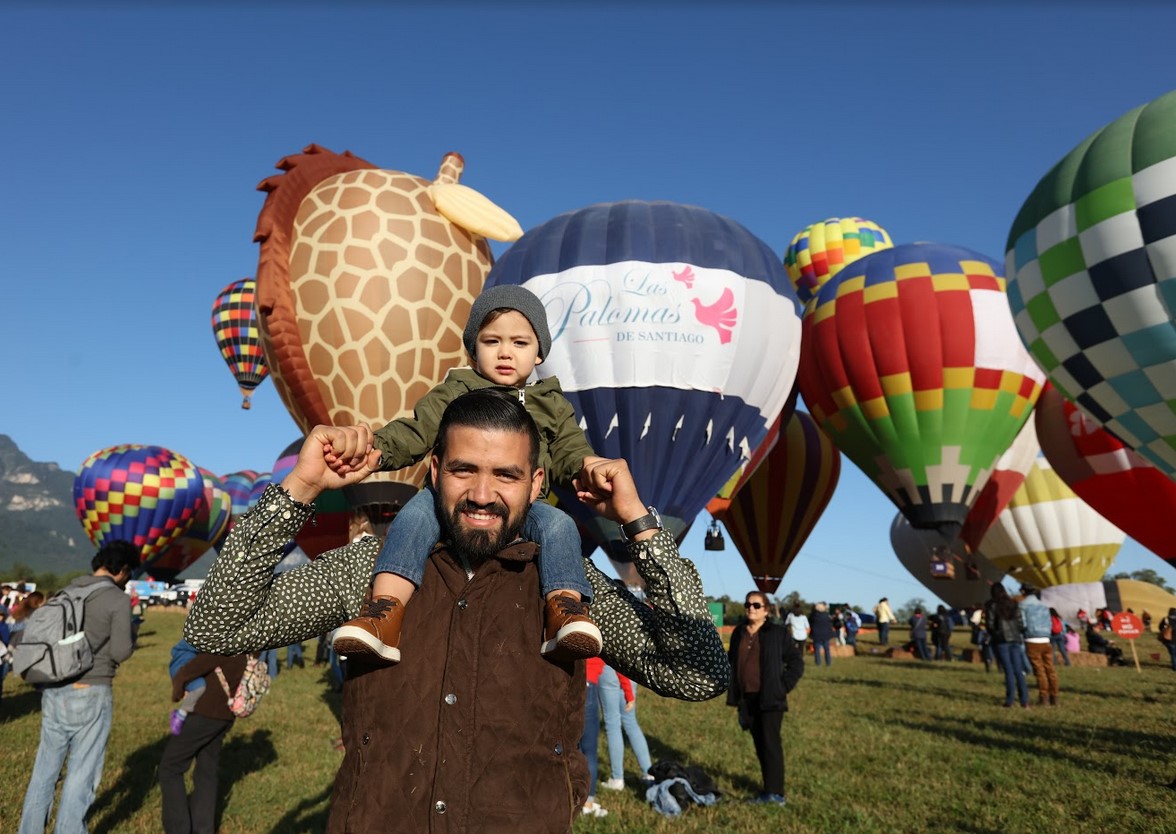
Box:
[798,243,1046,540]
[73,445,205,568]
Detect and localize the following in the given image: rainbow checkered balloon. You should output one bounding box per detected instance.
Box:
[212,278,269,409]
[797,243,1046,537]
[73,445,205,567]
[784,217,893,306]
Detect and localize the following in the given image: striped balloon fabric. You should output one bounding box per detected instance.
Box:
[222,470,261,517]
[1006,89,1176,478]
[714,411,839,594]
[784,217,893,306]
[212,278,269,409]
[978,456,1125,588]
[73,445,205,567]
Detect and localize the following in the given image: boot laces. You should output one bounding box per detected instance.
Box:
[367,597,399,618]
[554,596,589,617]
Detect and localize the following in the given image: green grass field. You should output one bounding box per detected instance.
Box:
[3,609,1174,834]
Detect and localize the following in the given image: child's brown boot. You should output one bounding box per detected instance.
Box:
[332,595,405,664]
[541,591,602,661]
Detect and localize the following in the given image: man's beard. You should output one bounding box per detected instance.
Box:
[439,497,529,564]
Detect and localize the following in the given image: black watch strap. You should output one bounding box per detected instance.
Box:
[619,507,662,542]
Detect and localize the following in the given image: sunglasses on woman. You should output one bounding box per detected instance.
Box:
[746,602,765,609]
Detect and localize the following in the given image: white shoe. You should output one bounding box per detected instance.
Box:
[601,777,625,791]
[581,801,608,817]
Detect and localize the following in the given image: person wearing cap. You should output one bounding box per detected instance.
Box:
[1018,583,1059,706]
[331,284,610,665]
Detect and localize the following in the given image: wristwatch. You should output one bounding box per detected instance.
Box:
[618,506,663,542]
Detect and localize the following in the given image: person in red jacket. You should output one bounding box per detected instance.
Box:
[158,651,250,834]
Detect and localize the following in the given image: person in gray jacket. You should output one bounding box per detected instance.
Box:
[18,540,139,834]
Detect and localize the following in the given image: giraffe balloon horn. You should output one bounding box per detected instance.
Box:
[428,152,524,242]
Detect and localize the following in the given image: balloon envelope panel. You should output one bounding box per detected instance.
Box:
[798,242,1045,535]
[891,514,1006,610]
[960,414,1041,555]
[1006,89,1176,478]
[715,411,840,594]
[222,471,260,517]
[211,278,269,405]
[486,201,803,568]
[784,217,893,306]
[1042,579,1176,630]
[979,456,1125,587]
[148,468,233,580]
[1036,383,1176,563]
[73,445,204,567]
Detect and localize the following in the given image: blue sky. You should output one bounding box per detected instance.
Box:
[4,2,1175,608]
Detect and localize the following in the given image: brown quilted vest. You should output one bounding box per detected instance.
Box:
[328,540,589,834]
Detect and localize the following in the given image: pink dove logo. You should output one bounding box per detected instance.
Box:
[691,287,738,344]
[672,266,695,289]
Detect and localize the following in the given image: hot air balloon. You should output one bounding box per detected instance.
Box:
[979,456,1126,588]
[959,414,1041,555]
[271,439,354,558]
[253,145,516,517]
[798,242,1046,541]
[247,472,273,509]
[713,411,840,594]
[890,514,1007,610]
[483,201,803,581]
[74,445,205,570]
[147,468,233,582]
[211,278,269,409]
[1006,89,1176,479]
[784,217,893,306]
[1042,579,1176,630]
[1036,383,1176,564]
[222,470,261,517]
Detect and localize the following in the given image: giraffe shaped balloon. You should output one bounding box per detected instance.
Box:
[253,144,522,516]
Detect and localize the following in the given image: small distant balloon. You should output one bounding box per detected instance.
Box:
[784,217,893,306]
[211,278,269,410]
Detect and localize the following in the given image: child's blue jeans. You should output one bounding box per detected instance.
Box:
[169,639,205,695]
[373,486,592,600]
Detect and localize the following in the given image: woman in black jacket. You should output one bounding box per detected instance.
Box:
[727,591,804,805]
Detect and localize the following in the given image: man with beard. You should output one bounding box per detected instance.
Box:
[185,389,728,833]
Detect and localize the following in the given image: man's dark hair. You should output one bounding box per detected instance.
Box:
[92,540,141,575]
[434,388,540,469]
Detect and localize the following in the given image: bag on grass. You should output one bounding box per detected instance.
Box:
[215,655,271,717]
[11,582,115,685]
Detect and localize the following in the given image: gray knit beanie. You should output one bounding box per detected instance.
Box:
[463,284,552,359]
